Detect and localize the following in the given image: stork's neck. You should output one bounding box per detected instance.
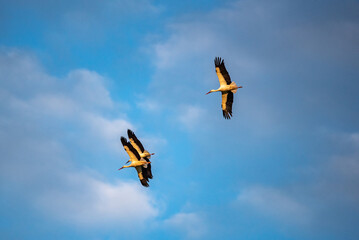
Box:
[141,152,150,158]
[210,89,221,93]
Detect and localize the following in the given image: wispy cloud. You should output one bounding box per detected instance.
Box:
[36,173,158,228]
[0,48,158,230]
[136,97,162,113]
[149,0,359,134]
[61,0,161,37]
[145,1,359,238]
[234,130,359,234]
[163,212,207,239]
[237,186,311,225]
[176,104,206,130]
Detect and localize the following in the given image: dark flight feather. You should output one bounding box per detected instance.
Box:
[120,136,141,160]
[222,91,233,119]
[143,157,153,179]
[214,57,231,85]
[140,178,149,187]
[127,129,145,153]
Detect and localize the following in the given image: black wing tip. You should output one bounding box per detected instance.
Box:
[222,110,232,119]
[120,136,127,145]
[143,158,153,179]
[140,179,149,187]
[214,57,224,67]
[127,129,134,137]
[147,165,153,179]
[128,130,145,152]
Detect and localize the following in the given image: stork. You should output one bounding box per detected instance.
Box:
[206,57,243,119]
[127,129,154,179]
[118,136,151,187]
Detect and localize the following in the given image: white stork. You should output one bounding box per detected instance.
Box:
[127,129,154,179]
[206,57,242,119]
[118,136,151,187]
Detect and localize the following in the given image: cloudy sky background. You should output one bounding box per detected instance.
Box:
[0,0,358,239]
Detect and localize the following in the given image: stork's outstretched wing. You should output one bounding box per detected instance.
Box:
[142,157,153,179]
[127,129,145,153]
[135,166,149,187]
[215,57,231,86]
[221,91,233,119]
[121,137,141,161]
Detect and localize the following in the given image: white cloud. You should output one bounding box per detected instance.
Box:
[136,98,162,112]
[1,49,134,151]
[310,132,359,205]
[234,130,359,232]
[237,186,311,225]
[0,48,56,96]
[0,48,158,229]
[36,172,158,228]
[148,0,359,136]
[83,113,133,152]
[177,105,206,130]
[68,69,113,109]
[154,23,215,69]
[163,212,207,239]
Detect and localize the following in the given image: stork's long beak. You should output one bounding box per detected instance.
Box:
[238,86,243,88]
[118,167,124,170]
[151,153,155,155]
[206,91,211,95]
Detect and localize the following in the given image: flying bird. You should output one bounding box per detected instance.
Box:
[206,57,243,119]
[118,136,151,187]
[127,129,154,179]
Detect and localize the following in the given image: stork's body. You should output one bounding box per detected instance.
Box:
[119,136,151,187]
[206,57,243,119]
[120,159,149,168]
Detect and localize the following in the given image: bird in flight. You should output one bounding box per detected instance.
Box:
[118,136,152,187]
[206,57,242,119]
[127,129,154,179]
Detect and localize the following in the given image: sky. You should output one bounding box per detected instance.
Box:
[0,0,358,239]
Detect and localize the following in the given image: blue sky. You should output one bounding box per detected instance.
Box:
[0,0,358,239]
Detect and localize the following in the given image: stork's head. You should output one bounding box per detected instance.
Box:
[144,150,155,159]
